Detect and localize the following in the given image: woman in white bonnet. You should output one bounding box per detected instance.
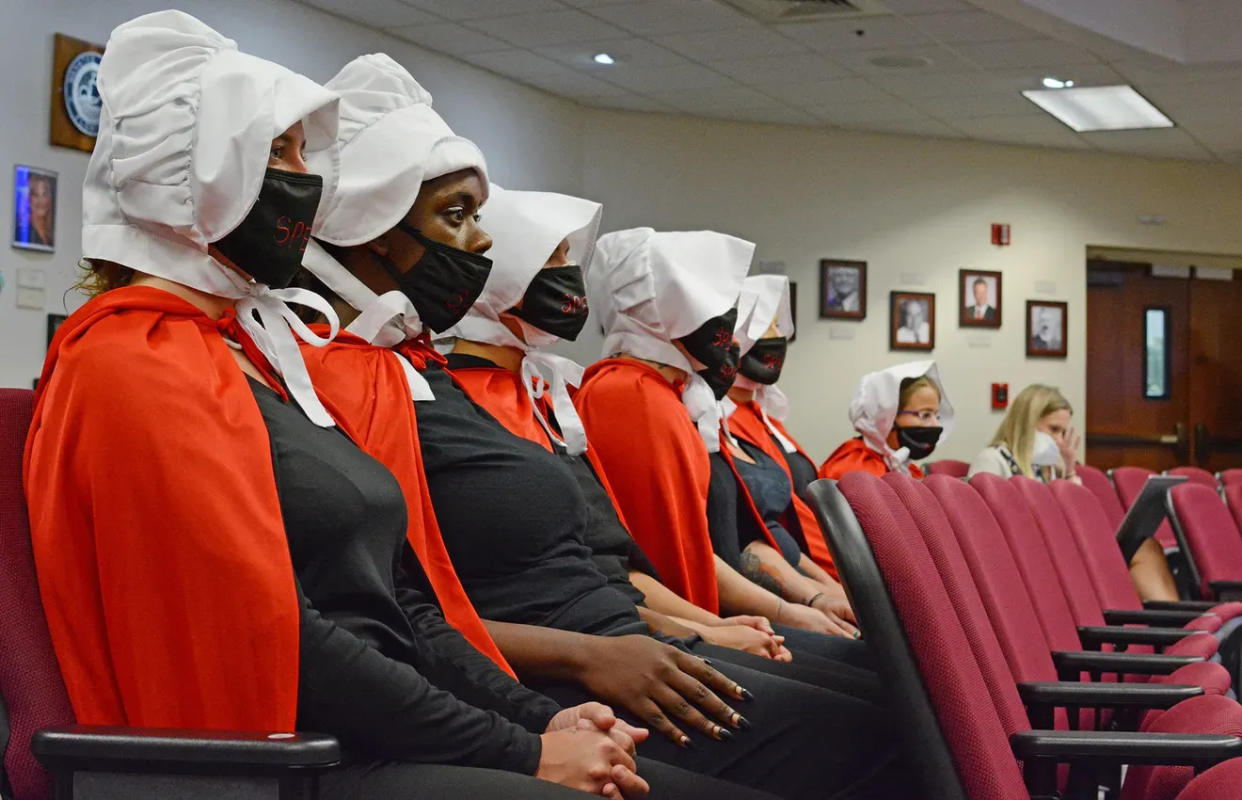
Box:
[28,14,640,800]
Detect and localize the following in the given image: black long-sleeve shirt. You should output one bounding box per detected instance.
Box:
[249,378,558,774]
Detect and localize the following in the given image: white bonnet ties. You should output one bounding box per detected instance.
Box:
[82,9,341,425]
[848,360,955,473]
[733,274,797,452]
[301,53,489,403]
[442,185,601,455]
[589,228,753,453]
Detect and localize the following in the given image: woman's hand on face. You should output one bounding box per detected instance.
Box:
[1058,426,1082,472]
[578,635,752,746]
[699,624,787,659]
[537,721,649,799]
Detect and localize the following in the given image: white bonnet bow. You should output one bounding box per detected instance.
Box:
[441,184,602,454]
[849,360,955,472]
[588,228,753,453]
[82,9,342,425]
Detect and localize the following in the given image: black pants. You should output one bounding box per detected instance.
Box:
[319,757,780,798]
[773,624,877,670]
[689,641,884,705]
[535,658,914,800]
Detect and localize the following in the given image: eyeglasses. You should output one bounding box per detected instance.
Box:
[897,409,940,424]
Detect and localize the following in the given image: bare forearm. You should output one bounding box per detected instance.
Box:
[1128,538,1179,602]
[636,606,699,639]
[483,620,598,684]
[741,542,822,602]
[714,555,783,618]
[628,571,722,627]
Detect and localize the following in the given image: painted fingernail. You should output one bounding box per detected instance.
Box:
[679,735,692,748]
[716,726,734,742]
[736,714,752,731]
[738,686,755,701]
[852,630,862,639]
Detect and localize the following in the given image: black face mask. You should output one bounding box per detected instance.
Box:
[510,265,589,341]
[213,168,323,289]
[677,309,740,401]
[374,221,493,333]
[895,425,943,461]
[739,336,788,385]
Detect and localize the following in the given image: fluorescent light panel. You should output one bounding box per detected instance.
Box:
[1022,85,1174,132]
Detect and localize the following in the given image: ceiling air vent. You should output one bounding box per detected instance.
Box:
[722,0,891,23]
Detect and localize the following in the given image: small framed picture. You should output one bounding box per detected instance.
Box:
[1027,300,1067,358]
[819,259,866,320]
[47,313,68,349]
[959,269,1001,328]
[12,166,57,253]
[890,291,935,351]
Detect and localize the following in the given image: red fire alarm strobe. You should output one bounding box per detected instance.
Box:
[991,223,1011,246]
[992,382,1009,410]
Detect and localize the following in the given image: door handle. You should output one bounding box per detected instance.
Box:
[1194,423,1210,465]
[1175,421,1190,464]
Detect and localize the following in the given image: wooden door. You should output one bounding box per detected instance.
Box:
[1188,277,1242,472]
[1086,261,1190,470]
[1087,260,1242,471]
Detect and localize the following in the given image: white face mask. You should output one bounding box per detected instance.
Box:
[1031,431,1061,467]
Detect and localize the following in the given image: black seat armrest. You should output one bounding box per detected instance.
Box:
[1051,650,1202,680]
[1011,729,1242,765]
[1076,625,1206,650]
[1103,608,1212,626]
[1208,580,1242,602]
[1143,600,1218,612]
[1018,681,1203,730]
[33,726,341,775]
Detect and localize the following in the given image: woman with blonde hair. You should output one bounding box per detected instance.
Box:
[968,383,1080,482]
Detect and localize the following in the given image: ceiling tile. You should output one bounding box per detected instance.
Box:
[522,70,635,98]
[1079,128,1214,161]
[953,113,1091,149]
[855,117,967,138]
[908,91,1035,119]
[1109,58,1242,87]
[535,38,689,69]
[303,0,440,28]
[593,62,737,92]
[910,11,1041,44]
[1138,77,1242,114]
[882,0,975,12]
[578,92,680,113]
[651,23,808,61]
[955,39,1103,70]
[871,63,1125,98]
[775,15,934,52]
[827,44,977,75]
[703,105,824,126]
[459,49,568,78]
[403,0,562,20]
[464,8,627,47]
[641,83,780,110]
[390,21,513,54]
[586,1,754,35]
[811,98,926,125]
[762,76,893,106]
[707,53,848,86]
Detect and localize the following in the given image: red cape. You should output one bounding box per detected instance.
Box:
[575,359,719,612]
[728,401,839,579]
[447,360,635,534]
[818,437,925,481]
[300,333,514,677]
[25,286,300,729]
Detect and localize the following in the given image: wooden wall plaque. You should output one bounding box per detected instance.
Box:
[50,33,105,152]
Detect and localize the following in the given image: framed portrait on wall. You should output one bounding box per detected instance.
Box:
[890,291,935,351]
[12,166,57,253]
[959,269,1001,328]
[819,259,866,320]
[1027,300,1067,357]
[46,313,68,350]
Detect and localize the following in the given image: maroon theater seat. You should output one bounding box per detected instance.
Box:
[1049,480,1241,633]
[1116,467,1180,550]
[925,459,969,478]
[810,472,1242,800]
[1226,485,1242,531]
[1079,464,1127,529]
[1166,467,1219,489]
[1174,755,1242,800]
[0,389,338,799]
[1220,469,1242,489]
[1167,483,1242,602]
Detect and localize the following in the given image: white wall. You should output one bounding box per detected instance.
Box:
[566,111,1242,463]
[0,0,582,387]
[4,0,1242,468]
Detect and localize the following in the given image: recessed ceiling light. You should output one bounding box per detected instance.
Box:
[1022,85,1174,132]
[593,52,616,65]
[1041,76,1074,89]
[867,54,933,69]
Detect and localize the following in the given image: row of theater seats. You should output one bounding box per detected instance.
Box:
[0,388,339,800]
[807,466,1242,799]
